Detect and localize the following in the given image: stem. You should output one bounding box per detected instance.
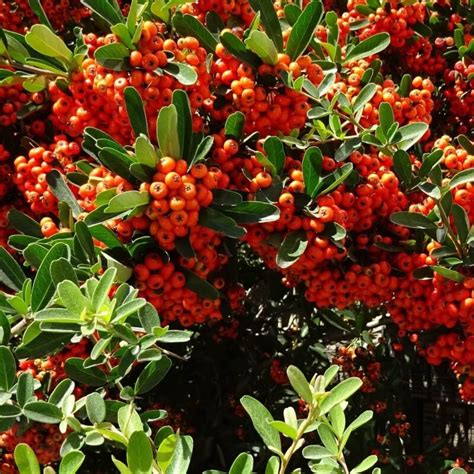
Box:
[11,318,29,336]
[339,455,350,474]
[334,110,367,133]
[91,333,124,392]
[279,409,316,474]
[436,199,465,258]
[155,345,188,362]
[9,60,68,78]
[307,134,361,147]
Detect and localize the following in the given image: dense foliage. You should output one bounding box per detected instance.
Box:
[0,0,472,472]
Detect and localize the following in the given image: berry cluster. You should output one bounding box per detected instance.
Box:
[49,22,211,143]
[143,159,227,249]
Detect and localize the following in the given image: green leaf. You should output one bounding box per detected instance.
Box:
[154,330,192,343]
[91,267,117,313]
[317,424,338,455]
[264,137,285,176]
[212,189,243,207]
[59,451,85,474]
[16,372,34,407]
[112,457,132,474]
[172,90,192,161]
[344,410,373,436]
[157,433,177,471]
[419,149,443,178]
[283,407,298,431]
[98,148,136,183]
[269,421,297,440]
[46,170,82,218]
[125,86,148,138]
[86,392,106,424]
[22,242,48,268]
[396,122,429,150]
[302,147,323,197]
[0,346,16,391]
[157,104,181,159]
[31,242,69,311]
[0,405,21,419]
[379,102,394,135]
[452,204,469,243]
[198,207,246,239]
[393,150,412,185]
[57,281,88,317]
[0,311,10,345]
[105,191,150,213]
[353,83,377,113]
[220,32,261,69]
[0,247,26,291]
[286,0,323,61]
[7,209,42,237]
[329,403,345,439]
[244,30,278,65]
[206,10,225,32]
[350,455,377,473]
[75,220,96,263]
[182,268,220,299]
[256,152,277,175]
[14,444,40,474]
[165,434,194,474]
[90,224,124,249]
[240,395,282,451]
[172,13,218,53]
[432,265,464,283]
[229,453,253,474]
[81,0,124,25]
[320,378,362,415]
[127,431,153,474]
[164,62,198,86]
[95,43,131,71]
[138,303,161,334]
[225,112,245,140]
[284,3,302,25]
[103,252,133,283]
[302,445,334,460]
[317,163,354,196]
[23,401,63,423]
[150,0,190,22]
[65,358,108,386]
[188,136,214,168]
[344,33,390,63]
[449,168,474,189]
[457,134,474,154]
[118,405,143,439]
[276,230,308,269]
[28,0,54,29]
[15,323,70,358]
[49,379,75,406]
[135,136,158,168]
[220,201,280,224]
[25,24,73,65]
[248,0,283,52]
[287,365,312,403]
[111,23,133,49]
[174,237,195,261]
[112,298,146,323]
[334,138,361,163]
[135,356,172,394]
[265,457,280,474]
[398,73,412,97]
[390,211,437,230]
